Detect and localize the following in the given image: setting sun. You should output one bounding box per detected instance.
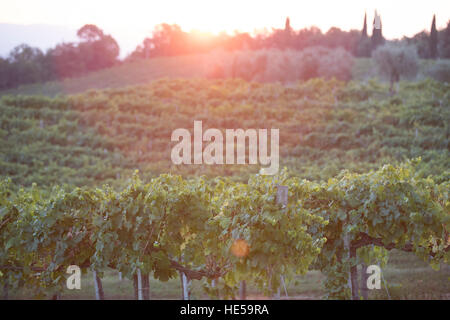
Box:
[1,0,449,56]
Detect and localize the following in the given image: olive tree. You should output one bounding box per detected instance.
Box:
[372,44,419,93]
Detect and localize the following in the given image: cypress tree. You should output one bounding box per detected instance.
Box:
[442,21,450,58]
[357,12,371,57]
[283,17,293,48]
[285,17,291,32]
[430,14,438,59]
[362,12,368,38]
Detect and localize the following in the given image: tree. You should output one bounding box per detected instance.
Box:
[362,12,368,38]
[425,60,450,82]
[135,24,190,57]
[373,44,419,93]
[318,47,354,81]
[49,42,85,78]
[225,32,254,51]
[356,37,372,57]
[0,57,11,89]
[77,24,104,42]
[438,20,450,58]
[356,12,371,57]
[405,31,431,58]
[76,24,119,71]
[324,27,359,52]
[0,24,119,89]
[7,44,47,86]
[430,15,438,59]
[0,44,56,90]
[284,17,292,33]
[78,35,119,71]
[292,27,323,50]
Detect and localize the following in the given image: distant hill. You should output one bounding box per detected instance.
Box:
[0,50,446,98]
[0,54,374,97]
[0,23,77,57]
[0,53,214,97]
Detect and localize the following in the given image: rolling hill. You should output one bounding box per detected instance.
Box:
[1,77,448,190]
[0,54,212,97]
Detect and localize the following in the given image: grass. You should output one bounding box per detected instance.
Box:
[7,251,449,300]
[370,250,450,300]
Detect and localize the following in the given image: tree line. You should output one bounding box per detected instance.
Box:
[0,25,119,90]
[1,13,449,90]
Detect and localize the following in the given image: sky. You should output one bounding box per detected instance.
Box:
[1,0,449,57]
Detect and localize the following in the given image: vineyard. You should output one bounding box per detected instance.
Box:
[0,162,449,299]
[1,78,449,188]
[0,78,449,299]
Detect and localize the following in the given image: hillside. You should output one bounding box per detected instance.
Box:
[1,77,449,301]
[0,54,211,97]
[1,78,448,190]
[1,52,445,98]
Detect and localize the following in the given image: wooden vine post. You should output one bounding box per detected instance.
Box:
[92,270,105,300]
[349,244,359,300]
[181,272,191,300]
[179,255,191,300]
[360,263,369,300]
[179,271,185,300]
[3,282,8,300]
[133,273,139,300]
[274,185,289,300]
[343,235,359,300]
[137,269,143,300]
[142,272,150,300]
[239,280,246,300]
[133,268,149,300]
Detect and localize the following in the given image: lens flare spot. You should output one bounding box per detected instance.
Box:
[231,239,249,258]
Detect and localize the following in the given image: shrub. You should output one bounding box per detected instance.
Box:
[317,47,354,81]
[424,60,450,83]
[372,44,419,93]
[206,47,355,83]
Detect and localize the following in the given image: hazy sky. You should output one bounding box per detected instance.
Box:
[1,0,449,56]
